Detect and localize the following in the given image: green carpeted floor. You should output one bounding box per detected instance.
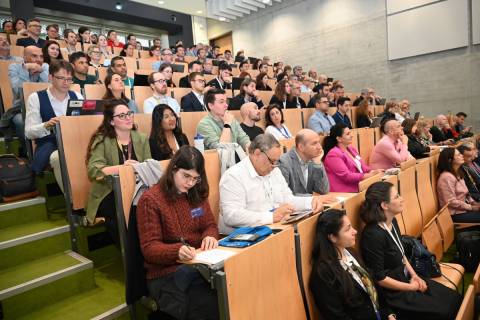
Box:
[0,252,81,290]
[0,218,67,242]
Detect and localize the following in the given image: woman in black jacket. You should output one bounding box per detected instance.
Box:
[149,104,189,160]
[402,119,430,159]
[356,100,373,128]
[310,209,396,320]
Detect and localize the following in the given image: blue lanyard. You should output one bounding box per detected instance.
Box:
[275,126,290,138]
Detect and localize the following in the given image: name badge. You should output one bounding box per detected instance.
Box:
[190,207,204,218]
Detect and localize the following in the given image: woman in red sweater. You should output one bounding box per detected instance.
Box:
[137,145,219,320]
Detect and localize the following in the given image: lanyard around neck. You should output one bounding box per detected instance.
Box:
[381,222,405,258]
[275,125,290,138]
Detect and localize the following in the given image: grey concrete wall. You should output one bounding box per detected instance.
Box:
[207,0,480,129]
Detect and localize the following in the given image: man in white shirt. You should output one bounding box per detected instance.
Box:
[219,133,324,234]
[143,71,180,114]
[25,60,83,190]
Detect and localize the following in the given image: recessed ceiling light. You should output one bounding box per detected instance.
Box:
[197,10,203,14]
[158,1,164,4]
[219,16,226,21]
[115,2,123,10]
[262,0,270,3]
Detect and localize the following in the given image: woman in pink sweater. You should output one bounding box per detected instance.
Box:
[323,124,383,192]
[437,147,480,222]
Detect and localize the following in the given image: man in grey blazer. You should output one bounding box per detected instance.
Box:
[278,129,330,196]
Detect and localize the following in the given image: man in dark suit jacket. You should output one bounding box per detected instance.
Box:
[16,18,45,48]
[181,72,208,112]
[207,62,232,90]
[179,60,203,88]
[229,78,264,110]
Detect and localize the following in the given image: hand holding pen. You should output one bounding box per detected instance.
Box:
[178,237,197,261]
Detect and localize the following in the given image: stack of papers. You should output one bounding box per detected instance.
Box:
[194,249,237,265]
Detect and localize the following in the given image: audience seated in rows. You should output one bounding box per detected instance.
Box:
[399,100,411,119]
[353,88,382,106]
[25,60,83,186]
[323,124,381,192]
[437,147,480,223]
[159,63,176,88]
[360,181,461,319]
[458,142,480,201]
[401,119,430,159]
[152,48,174,71]
[219,134,324,234]
[454,112,471,135]
[175,45,185,62]
[255,72,272,91]
[110,56,134,87]
[87,45,103,68]
[355,99,374,128]
[137,146,220,320]
[278,129,330,195]
[78,26,91,46]
[42,40,65,65]
[202,59,213,75]
[197,88,250,150]
[308,95,335,134]
[207,63,232,90]
[16,18,45,48]
[70,52,98,88]
[119,43,135,58]
[239,102,264,141]
[179,61,203,88]
[103,73,138,112]
[149,104,189,161]
[180,72,208,112]
[13,18,27,36]
[416,119,436,146]
[310,209,396,320]
[290,81,307,108]
[332,97,352,129]
[229,78,264,110]
[97,35,114,59]
[264,104,292,140]
[369,119,413,170]
[143,71,179,114]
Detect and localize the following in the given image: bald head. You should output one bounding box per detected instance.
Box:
[240,102,261,124]
[24,46,43,65]
[384,119,403,138]
[295,129,323,161]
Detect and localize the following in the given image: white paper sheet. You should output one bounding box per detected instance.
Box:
[193,249,237,265]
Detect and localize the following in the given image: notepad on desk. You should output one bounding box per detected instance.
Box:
[193,249,237,265]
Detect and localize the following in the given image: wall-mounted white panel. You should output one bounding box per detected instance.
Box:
[387,0,438,14]
[474,0,480,45]
[387,0,468,60]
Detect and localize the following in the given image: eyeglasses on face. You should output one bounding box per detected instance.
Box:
[53,75,73,83]
[181,172,202,184]
[153,79,167,84]
[113,111,134,120]
[262,151,279,167]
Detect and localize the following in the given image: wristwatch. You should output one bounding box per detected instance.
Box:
[223,124,231,129]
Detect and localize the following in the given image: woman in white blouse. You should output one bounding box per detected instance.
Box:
[264,104,293,140]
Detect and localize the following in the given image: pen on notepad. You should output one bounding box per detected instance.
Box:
[180,237,192,249]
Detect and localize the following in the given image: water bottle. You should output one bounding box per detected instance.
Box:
[194,133,204,153]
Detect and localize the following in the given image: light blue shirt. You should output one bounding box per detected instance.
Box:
[308,110,335,134]
[8,62,49,109]
[151,60,165,71]
[143,94,180,115]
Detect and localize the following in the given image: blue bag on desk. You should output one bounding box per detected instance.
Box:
[219,226,273,248]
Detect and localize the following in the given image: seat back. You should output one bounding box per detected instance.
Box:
[357,128,375,164]
[421,218,443,262]
[358,172,383,192]
[302,108,315,129]
[349,128,360,152]
[398,166,423,237]
[10,45,24,57]
[0,60,22,111]
[436,205,455,251]
[84,84,131,100]
[344,192,366,252]
[172,87,192,105]
[256,91,274,106]
[281,108,303,136]
[430,151,441,205]
[455,285,475,320]
[171,72,186,88]
[23,83,81,111]
[416,159,438,226]
[179,111,209,145]
[279,138,296,152]
[374,105,384,116]
[133,86,153,112]
[473,264,480,294]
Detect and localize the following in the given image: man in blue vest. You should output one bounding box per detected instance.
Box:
[24,60,83,190]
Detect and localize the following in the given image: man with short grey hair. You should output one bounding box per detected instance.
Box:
[152,48,174,70]
[219,133,324,234]
[279,129,330,196]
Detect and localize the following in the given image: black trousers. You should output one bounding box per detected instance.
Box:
[451,211,480,223]
[96,192,120,247]
[147,266,219,320]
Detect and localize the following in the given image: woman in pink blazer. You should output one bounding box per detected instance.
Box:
[323,124,383,192]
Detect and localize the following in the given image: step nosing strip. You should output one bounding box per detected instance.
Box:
[0,225,70,250]
[0,197,46,212]
[90,303,128,320]
[0,254,93,300]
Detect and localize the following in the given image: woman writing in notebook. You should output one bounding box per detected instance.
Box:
[137,146,220,320]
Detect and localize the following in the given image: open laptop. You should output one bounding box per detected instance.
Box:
[171,64,185,73]
[414,112,420,121]
[232,77,244,90]
[66,100,105,116]
[133,73,149,87]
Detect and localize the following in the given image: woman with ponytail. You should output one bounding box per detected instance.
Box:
[310,209,395,320]
[323,123,382,192]
[360,182,461,320]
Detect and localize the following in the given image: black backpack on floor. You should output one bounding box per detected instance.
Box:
[456,230,480,272]
[0,154,36,201]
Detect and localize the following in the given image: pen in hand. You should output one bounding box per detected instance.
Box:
[179,237,196,261]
